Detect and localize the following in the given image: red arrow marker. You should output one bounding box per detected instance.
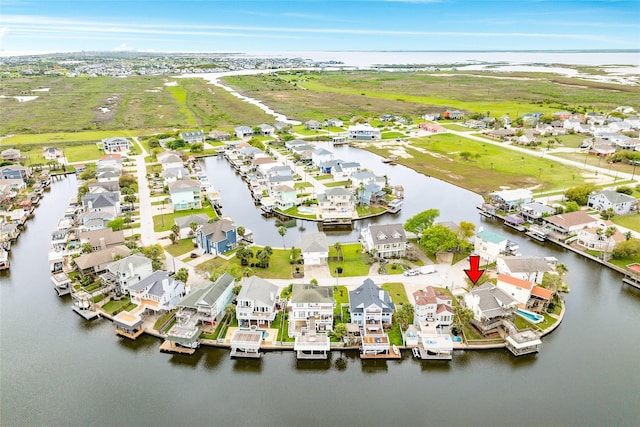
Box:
[464,255,485,285]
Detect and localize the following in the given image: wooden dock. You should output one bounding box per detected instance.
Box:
[116,328,144,340]
[72,307,100,320]
[160,340,197,355]
[622,276,640,290]
[360,350,402,360]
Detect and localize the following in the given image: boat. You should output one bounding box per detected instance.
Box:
[412,347,421,358]
[506,240,520,254]
[0,247,9,270]
[392,345,400,355]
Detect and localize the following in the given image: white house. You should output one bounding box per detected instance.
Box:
[496,256,554,285]
[175,273,235,325]
[128,270,185,311]
[496,274,534,307]
[360,223,407,259]
[168,179,202,211]
[234,126,253,139]
[348,123,381,140]
[100,137,130,154]
[491,189,533,211]
[179,130,205,144]
[103,253,153,294]
[474,230,508,262]
[463,283,518,336]
[413,287,453,328]
[311,148,333,167]
[236,276,279,327]
[576,224,625,252]
[157,152,184,171]
[543,211,600,236]
[288,283,334,336]
[317,188,355,219]
[256,124,275,136]
[301,232,328,265]
[587,190,636,215]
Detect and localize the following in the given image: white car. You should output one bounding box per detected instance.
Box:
[403,270,419,277]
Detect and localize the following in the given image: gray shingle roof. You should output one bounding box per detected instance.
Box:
[367,223,406,246]
[175,214,210,228]
[498,256,553,273]
[237,276,278,306]
[591,190,636,205]
[107,253,152,275]
[199,218,235,244]
[349,279,394,314]
[467,283,517,319]
[290,283,333,304]
[178,273,235,309]
[301,232,328,253]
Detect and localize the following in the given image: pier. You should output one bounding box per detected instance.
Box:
[159,340,197,355]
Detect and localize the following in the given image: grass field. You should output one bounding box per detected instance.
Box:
[165,238,197,257]
[382,282,409,305]
[328,243,370,277]
[196,246,294,279]
[166,84,198,127]
[366,133,586,194]
[611,213,640,232]
[223,71,639,122]
[153,207,217,232]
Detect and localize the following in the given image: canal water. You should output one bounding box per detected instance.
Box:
[2,151,639,426]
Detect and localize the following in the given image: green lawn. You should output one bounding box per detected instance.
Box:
[333,285,349,316]
[366,133,587,194]
[102,297,132,316]
[166,84,198,127]
[324,180,351,188]
[294,182,313,189]
[382,282,409,305]
[381,131,406,140]
[292,125,327,136]
[165,238,197,257]
[355,205,387,217]
[276,206,317,220]
[611,213,640,233]
[440,123,471,132]
[387,322,403,346]
[196,246,294,279]
[314,174,333,180]
[328,243,370,277]
[153,207,216,232]
[0,129,153,146]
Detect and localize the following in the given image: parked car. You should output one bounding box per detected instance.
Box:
[403,269,419,277]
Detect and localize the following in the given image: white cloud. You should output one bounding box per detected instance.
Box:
[113,43,134,52]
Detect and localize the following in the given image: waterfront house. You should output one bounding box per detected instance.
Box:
[491,189,533,212]
[95,166,121,183]
[252,157,279,175]
[234,126,253,139]
[208,130,231,141]
[161,167,190,185]
[576,224,625,252]
[102,253,153,294]
[587,190,636,215]
[349,279,394,327]
[349,279,394,356]
[42,147,63,160]
[347,123,381,140]
[77,211,114,231]
[360,223,407,259]
[168,179,201,211]
[542,211,600,236]
[324,118,344,127]
[74,245,131,278]
[256,124,275,136]
[175,273,235,325]
[496,256,554,285]
[100,137,130,154]
[78,228,125,252]
[81,192,121,217]
[288,283,334,337]
[520,202,556,222]
[236,276,279,327]
[300,232,328,265]
[496,274,535,307]
[274,121,290,132]
[271,185,297,210]
[267,174,295,190]
[474,230,508,262]
[412,286,453,328]
[128,270,185,310]
[463,283,518,336]
[317,187,355,219]
[332,161,360,180]
[357,182,385,206]
[157,151,184,170]
[0,165,30,181]
[88,181,120,194]
[312,148,333,167]
[351,171,380,188]
[1,148,21,161]
[305,120,322,130]
[175,213,210,239]
[196,218,237,256]
[179,130,205,144]
[285,139,308,150]
[528,286,554,312]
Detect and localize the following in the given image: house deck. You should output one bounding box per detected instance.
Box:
[416,344,453,360]
[160,340,196,355]
[116,328,144,340]
[622,276,640,290]
[360,351,401,360]
[72,307,100,320]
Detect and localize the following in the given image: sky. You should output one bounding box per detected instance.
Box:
[0,0,639,54]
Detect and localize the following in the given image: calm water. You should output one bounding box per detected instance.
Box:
[2,151,639,426]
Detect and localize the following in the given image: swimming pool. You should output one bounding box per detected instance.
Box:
[516,309,544,324]
[451,336,462,343]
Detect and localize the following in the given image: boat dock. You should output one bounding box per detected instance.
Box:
[360,351,402,360]
[159,340,197,355]
[622,275,640,290]
[72,306,100,320]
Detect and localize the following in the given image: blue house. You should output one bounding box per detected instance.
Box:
[196,218,237,256]
[0,165,30,181]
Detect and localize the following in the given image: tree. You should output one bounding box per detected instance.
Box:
[168,232,178,245]
[333,241,343,261]
[453,305,474,337]
[565,201,580,213]
[394,304,414,331]
[616,185,633,195]
[175,267,189,283]
[225,303,236,321]
[108,218,124,231]
[456,221,475,251]
[541,272,565,297]
[600,208,615,220]
[79,164,96,180]
[612,238,640,259]
[289,246,301,264]
[603,226,618,260]
[278,226,287,249]
[81,242,93,254]
[189,221,198,237]
[124,194,136,205]
[420,224,458,255]
[140,244,165,271]
[256,248,271,268]
[237,226,246,240]
[236,245,254,266]
[331,323,347,341]
[170,224,181,241]
[564,184,595,206]
[123,212,133,229]
[404,209,440,235]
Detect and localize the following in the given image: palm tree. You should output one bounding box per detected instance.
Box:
[168,232,177,245]
[224,303,236,323]
[333,241,343,261]
[237,225,246,241]
[278,226,287,249]
[189,221,198,237]
[604,226,618,260]
[170,224,180,242]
